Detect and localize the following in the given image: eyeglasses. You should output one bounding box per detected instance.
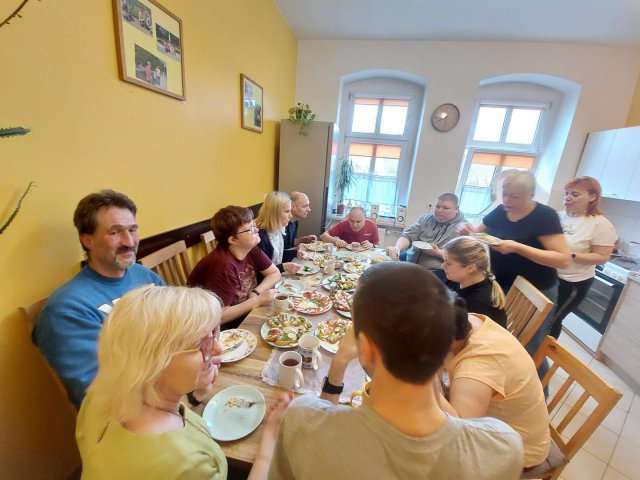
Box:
[234,224,258,236]
[176,335,216,363]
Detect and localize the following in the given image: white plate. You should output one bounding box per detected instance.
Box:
[276,279,305,294]
[337,251,359,262]
[297,262,320,275]
[219,329,257,363]
[473,232,502,245]
[260,323,299,348]
[321,274,359,292]
[203,385,266,441]
[336,308,352,318]
[412,241,433,250]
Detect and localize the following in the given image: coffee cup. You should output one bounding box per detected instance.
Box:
[278,351,304,390]
[350,380,372,407]
[351,242,361,251]
[274,293,293,313]
[297,334,323,370]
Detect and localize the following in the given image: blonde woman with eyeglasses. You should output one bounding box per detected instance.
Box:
[442,236,508,328]
[76,285,292,480]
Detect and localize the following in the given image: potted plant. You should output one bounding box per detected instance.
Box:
[288,103,317,136]
[336,157,356,215]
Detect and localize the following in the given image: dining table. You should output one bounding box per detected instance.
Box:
[194,245,392,468]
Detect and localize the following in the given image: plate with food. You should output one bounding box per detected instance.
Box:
[369,253,392,263]
[473,232,502,245]
[311,253,335,269]
[315,317,352,354]
[343,260,370,276]
[276,279,305,295]
[203,385,266,441]
[219,329,257,363]
[261,312,313,348]
[337,251,359,262]
[305,241,326,252]
[321,273,359,292]
[331,290,353,318]
[290,291,333,315]
[412,240,433,250]
[297,262,321,276]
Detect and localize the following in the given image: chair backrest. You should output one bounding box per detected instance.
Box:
[139,240,192,286]
[531,336,622,479]
[19,298,79,420]
[20,297,48,330]
[200,230,217,254]
[504,275,553,346]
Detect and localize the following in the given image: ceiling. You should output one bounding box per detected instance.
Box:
[274,0,640,48]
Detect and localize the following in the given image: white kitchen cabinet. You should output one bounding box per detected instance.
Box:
[577,126,640,201]
[577,129,616,180]
[599,126,640,198]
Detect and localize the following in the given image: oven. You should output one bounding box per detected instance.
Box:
[573,267,625,335]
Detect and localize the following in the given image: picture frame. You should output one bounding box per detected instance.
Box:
[113,0,186,100]
[241,74,263,133]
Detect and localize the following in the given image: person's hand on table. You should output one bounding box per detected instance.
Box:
[361,240,373,250]
[334,324,359,364]
[283,262,301,275]
[257,289,277,306]
[296,249,308,260]
[335,238,348,248]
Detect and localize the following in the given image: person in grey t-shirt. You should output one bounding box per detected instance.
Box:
[269,263,525,480]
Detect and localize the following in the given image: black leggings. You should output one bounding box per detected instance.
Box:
[549,277,594,339]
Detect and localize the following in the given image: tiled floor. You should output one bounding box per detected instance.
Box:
[552,332,640,480]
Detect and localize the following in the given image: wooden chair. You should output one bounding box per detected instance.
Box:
[20,298,78,417]
[504,275,554,347]
[521,336,622,479]
[201,230,217,254]
[139,240,192,286]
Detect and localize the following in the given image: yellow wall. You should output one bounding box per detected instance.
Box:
[0,0,296,477]
[626,69,640,126]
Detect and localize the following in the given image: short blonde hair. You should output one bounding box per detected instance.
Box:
[255,191,291,233]
[444,236,506,309]
[88,285,221,422]
[500,169,536,196]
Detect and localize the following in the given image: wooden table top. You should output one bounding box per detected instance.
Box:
[197,248,389,466]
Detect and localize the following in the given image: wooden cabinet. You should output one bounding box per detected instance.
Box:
[577,126,640,200]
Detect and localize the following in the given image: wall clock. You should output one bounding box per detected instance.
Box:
[431,103,460,132]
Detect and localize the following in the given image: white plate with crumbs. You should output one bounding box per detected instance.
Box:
[412,241,433,250]
[203,385,265,441]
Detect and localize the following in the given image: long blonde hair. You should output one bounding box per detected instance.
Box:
[444,236,506,309]
[88,285,221,422]
[255,191,291,233]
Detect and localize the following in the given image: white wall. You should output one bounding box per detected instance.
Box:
[296,40,640,222]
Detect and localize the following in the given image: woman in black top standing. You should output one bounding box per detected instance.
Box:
[443,236,508,328]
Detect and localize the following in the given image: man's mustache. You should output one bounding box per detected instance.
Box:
[116,247,137,254]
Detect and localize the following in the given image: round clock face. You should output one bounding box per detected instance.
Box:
[431,103,460,132]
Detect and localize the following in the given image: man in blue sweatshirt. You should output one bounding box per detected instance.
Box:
[33,190,164,408]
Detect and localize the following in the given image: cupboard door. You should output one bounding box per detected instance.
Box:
[599,126,640,199]
[626,161,640,202]
[577,130,616,180]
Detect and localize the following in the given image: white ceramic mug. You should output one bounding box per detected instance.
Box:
[351,242,361,251]
[274,293,293,313]
[297,334,323,370]
[278,351,304,390]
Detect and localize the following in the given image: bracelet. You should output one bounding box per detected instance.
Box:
[321,376,344,394]
[252,289,261,296]
[186,390,202,407]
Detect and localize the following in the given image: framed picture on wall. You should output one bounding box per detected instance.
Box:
[241,74,263,133]
[113,0,186,100]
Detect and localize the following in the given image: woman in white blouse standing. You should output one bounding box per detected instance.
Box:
[551,176,617,339]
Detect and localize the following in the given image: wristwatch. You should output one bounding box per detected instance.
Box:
[571,252,577,259]
[321,376,344,394]
[252,289,261,296]
[187,390,202,407]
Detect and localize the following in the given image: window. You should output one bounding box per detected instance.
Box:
[457,103,545,217]
[343,95,413,217]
